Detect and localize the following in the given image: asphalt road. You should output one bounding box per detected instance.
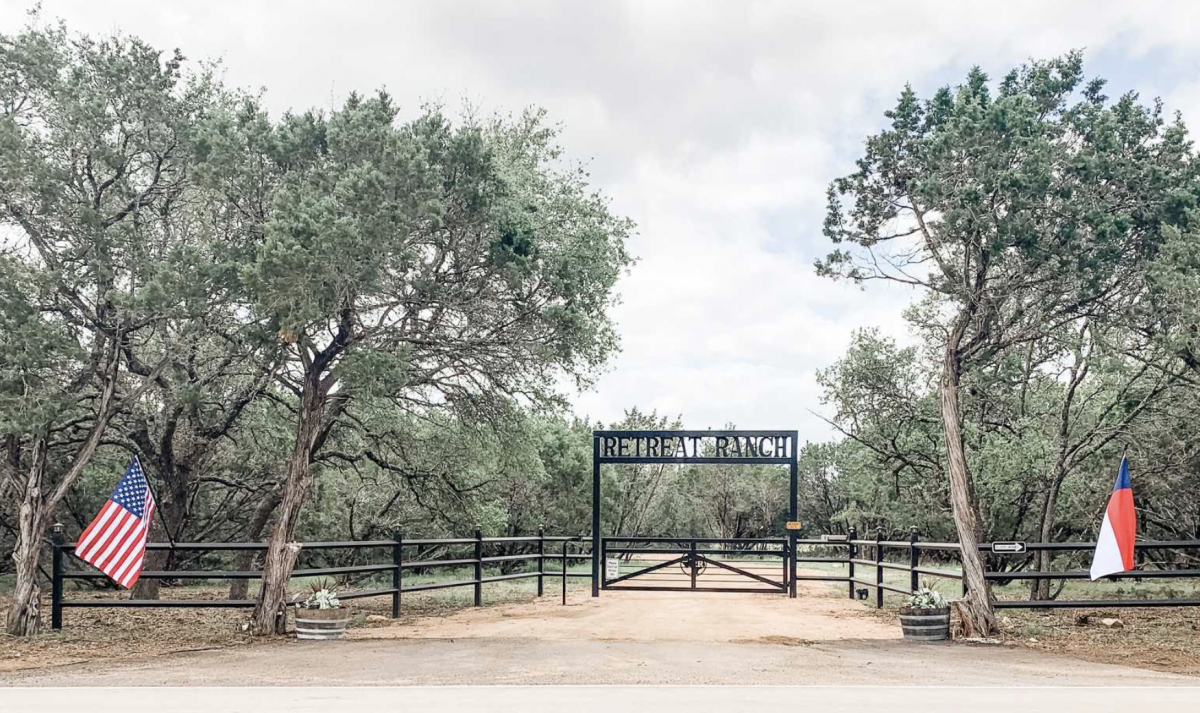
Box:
[3,685,1199,713]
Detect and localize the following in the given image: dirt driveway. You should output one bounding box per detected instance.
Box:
[354,585,898,644]
[3,585,1197,687]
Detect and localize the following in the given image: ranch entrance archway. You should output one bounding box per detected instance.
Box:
[591,430,799,598]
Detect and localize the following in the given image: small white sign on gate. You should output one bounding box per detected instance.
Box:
[605,557,621,580]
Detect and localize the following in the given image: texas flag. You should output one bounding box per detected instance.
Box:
[1089,457,1137,580]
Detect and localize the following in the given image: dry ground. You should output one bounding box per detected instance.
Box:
[2,573,1198,684]
[355,585,897,644]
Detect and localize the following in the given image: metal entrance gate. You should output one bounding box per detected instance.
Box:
[592,430,800,598]
[601,537,789,593]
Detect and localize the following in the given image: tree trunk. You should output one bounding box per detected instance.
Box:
[229,483,284,600]
[939,323,996,638]
[7,525,43,636]
[6,358,125,636]
[1031,475,1064,601]
[248,376,325,635]
[6,442,48,636]
[130,494,186,600]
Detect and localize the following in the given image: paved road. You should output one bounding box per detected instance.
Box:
[2,637,1194,687]
[3,685,1199,712]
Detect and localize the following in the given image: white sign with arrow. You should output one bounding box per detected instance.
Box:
[990,541,1027,554]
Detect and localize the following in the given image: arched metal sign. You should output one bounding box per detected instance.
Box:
[591,429,799,597]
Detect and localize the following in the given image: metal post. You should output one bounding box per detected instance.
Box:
[874,526,884,609]
[782,539,788,591]
[592,436,601,597]
[961,547,969,597]
[473,525,483,607]
[51,523,64,631]
[909,526,920,595]
[562,538,569,605]
[788,433,798,598]
[537,525,545,597]
[690,539,698,590]
[391,528,402,618]
[847,526,857,600]
[600,536,608,590]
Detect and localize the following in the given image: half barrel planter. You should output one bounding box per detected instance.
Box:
[295,607,351,640]
[899,607,950,642]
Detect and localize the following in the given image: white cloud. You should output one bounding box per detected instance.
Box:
[9,0,1200,438]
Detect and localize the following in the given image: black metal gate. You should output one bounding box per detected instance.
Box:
[592,431,800,598]
[600,537,789,593]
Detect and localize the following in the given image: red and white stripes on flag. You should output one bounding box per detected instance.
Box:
[74,458,157,589]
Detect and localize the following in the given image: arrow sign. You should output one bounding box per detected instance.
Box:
[991,541,1027,554]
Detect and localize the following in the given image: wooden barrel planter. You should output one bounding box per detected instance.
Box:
[295,608,351,640]
[899,607,950,642]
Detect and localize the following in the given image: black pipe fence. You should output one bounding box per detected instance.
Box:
[794,527,1200,611]
[49,521,1200,630]
[976,539,1200,609]
[49,524,592,631]
[795,526,963,607]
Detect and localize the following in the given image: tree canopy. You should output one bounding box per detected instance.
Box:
[4,21,1200,641]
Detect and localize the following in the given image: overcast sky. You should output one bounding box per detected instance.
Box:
[7,1,1200,439]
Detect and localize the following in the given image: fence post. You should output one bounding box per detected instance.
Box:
[690,539,698,590]
[847,526,857,600]
[874,526,884,609]
[782,538,789,591]
[562,538,569,606]
[961,547,969,597]
[391,528,402,618]
[909,526,920,595]
[537,525,545,597]
[600,536,607,589]
[473,525,483,607]
[51,523,64,631]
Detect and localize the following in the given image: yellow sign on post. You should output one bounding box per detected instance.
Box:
[785,521,802,531]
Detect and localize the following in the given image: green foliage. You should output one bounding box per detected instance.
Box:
[8,19,1200,604]
[822,53,1197,361]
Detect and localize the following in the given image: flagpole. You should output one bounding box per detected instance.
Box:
[134,454,178,550]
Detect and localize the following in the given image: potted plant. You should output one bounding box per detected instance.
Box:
[294,580,350,640]
[899,587,951,642]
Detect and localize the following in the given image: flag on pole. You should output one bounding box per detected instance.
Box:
[1089,456,1136,581]
[74,458,157,589]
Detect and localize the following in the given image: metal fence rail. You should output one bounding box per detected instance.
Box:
[794,527,1200,611]
[50,519,1200,630]
[49,525,592,630]
[976,539,1200,610]
[794,527,963,608]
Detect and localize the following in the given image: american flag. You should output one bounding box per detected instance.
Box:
[74,458,157,589]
